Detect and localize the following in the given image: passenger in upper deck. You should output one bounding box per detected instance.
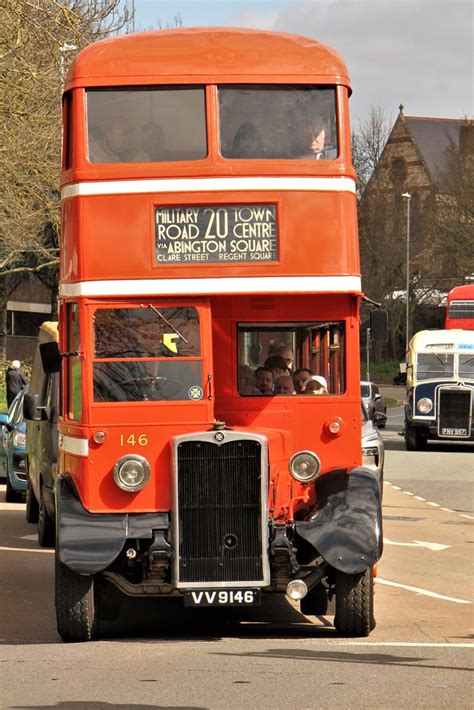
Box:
[230,122,265,158]
[88,116,138,163]
[136,122,170,162]
[296,116,328,159]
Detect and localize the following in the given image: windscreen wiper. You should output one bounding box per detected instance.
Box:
[146,304,188,343]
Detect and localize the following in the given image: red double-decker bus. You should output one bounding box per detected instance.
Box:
[38,28,383,641]
[445,284,474,330]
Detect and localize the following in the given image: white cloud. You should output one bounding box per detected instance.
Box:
[229,0,473,123]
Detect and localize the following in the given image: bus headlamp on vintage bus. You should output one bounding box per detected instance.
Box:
[289,451,321,483]
[417,397,433,414]
[113,454,151,493]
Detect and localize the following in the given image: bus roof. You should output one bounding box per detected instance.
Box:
[65,27,351,90]
[409,329,474,352]
[447,284,474,300]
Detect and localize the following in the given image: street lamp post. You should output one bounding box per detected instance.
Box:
[402,192,411,358]
[60,43,77,81]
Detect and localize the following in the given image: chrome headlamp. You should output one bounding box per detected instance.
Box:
[289,450,321,482]
[113,454,151,493]
[417,397,433,414]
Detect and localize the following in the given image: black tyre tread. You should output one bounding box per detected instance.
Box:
[334,568,375,637]
[404,427,418,451]
[5,474,21,503]
[25,481,39,523]
[56,558,97,643]
[300,583,329,616]
[38,490,55,548]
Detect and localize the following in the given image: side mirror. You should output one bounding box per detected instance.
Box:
[370,309,388,342]
[40,341,62,374]
[373,411,387,425]
[24,393,43,422]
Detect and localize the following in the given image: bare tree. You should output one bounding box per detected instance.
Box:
[352,106,391,196]
[0,0,130,356]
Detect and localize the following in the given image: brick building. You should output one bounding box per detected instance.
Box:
[359,107,473,356]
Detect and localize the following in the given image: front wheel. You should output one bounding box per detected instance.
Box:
[5,469,22,503]
[56,555,97,642]
[334,567,375,637]
[38,486,55,547]
[25,479,39,523]
[404,426,427,451]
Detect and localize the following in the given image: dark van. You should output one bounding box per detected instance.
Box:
[23,322,59,547]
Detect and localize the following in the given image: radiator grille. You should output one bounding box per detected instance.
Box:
[176,439,264,583]
[438,388,472,437]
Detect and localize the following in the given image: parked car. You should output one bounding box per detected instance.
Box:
[361,404,385,486]
[361,380,387,428]
[23,321,59,547]
[0,387,28,502]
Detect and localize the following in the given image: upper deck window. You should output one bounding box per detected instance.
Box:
[92,306,203,402]
[219,86,338,160]
[86,87,207,163]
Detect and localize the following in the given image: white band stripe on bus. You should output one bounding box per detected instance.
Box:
[59,434,89,457]
[59,275,362,298]
[61,176,356,199]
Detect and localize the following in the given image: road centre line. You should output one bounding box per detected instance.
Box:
[385,481,473,520]
[0,546,54,555]
[377,578,471,604]
[333,642,474,648]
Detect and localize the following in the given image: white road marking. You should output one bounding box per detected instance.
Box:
[428,501,441,507]
[403,491,415,496]
[334,642,474,648]
[459,513,474,520]
[377,578,471,604]
[0,546,54,555]
[413,496,426,501]
[20,534,37,541]
[383,538,450,551]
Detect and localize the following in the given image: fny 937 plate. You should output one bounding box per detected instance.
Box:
[184,589,261,607]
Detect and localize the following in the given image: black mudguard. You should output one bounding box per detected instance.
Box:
[55,475,168,575]
[295,467,383,574]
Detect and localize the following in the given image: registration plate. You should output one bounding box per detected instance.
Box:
[441,427,467,436]
[183,589,261,607]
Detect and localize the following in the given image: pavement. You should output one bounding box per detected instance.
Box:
[379,384,406,406]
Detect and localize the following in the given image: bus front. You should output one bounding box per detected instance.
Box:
[56,28,382,641]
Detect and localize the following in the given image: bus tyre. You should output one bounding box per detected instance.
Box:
[38,487,55,548]
[56,555,97,643]
[405,426,427,452]
[300,583,329,616]
[25,480,39,523]
[334,567,375,637]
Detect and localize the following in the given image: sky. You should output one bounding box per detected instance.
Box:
[129,0,473,129]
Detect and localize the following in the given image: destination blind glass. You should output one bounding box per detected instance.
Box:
[155,204,278,264]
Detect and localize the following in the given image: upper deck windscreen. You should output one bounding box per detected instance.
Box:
[219,86,337,159]
[86,87,207,163]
